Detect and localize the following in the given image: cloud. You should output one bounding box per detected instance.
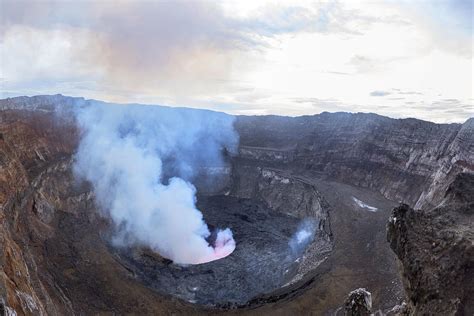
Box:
[399,98,474,122]
[0,0,472,123]
[1,0,379,98]
[348,54,411,74]
[394,0,473,57]
[229,1,407,38]
[0,0,416,95]
[370,90,391,97]
[397,91,423,95]
[0,1,259,98]
[292,97,352,112]
[73,101,238,264]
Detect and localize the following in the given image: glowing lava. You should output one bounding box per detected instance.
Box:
[195,228,236,264]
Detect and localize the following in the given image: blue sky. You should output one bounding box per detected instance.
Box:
[0,0,472,122]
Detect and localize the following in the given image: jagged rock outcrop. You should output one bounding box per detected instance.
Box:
[387,173,474,315]
[230,164,330,223]
[343,288,372,316]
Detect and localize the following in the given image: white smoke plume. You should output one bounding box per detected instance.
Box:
[289,219,317,256]
[73,102,238,264]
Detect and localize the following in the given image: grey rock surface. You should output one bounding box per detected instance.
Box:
[343,288,372,316]
[387,173,474,315]
[235,114,473,209]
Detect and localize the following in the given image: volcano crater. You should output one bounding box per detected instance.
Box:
[113,194,332,307]
[24,157,333,309]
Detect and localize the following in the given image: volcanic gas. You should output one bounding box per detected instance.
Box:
[73,102,238,264]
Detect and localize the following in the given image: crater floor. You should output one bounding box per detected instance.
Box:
[114,195,332,307]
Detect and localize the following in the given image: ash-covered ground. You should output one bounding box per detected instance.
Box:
[114,195,332,307]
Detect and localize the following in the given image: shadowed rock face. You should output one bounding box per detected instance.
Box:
[0,95,472,314]
[343,288,372,316]
[236,114,473,209]
[387,173,474,315]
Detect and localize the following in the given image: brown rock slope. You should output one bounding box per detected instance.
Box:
[0,110,200,315]
[0,110,77,315]
[387,173,474,315]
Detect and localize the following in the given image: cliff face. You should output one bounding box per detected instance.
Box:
[236,114,473,208]
[230,164,330,222]
[0,110,78,315]
[3,95,472,210]
[387,173,474,315]
[0,109,203,315]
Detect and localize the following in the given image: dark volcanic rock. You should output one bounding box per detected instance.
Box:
[387,173,474,315]
[116,195,332,307]
[236,114,474,208]
[343,288,372,316]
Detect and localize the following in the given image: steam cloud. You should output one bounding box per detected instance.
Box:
[289,219,317,256]
[73,102,238,264]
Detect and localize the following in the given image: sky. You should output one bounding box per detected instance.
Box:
[0,0,472,123]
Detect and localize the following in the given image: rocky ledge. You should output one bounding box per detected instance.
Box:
[387,173,474,315]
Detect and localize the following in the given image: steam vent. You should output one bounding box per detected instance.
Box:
[1,95,473,315]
